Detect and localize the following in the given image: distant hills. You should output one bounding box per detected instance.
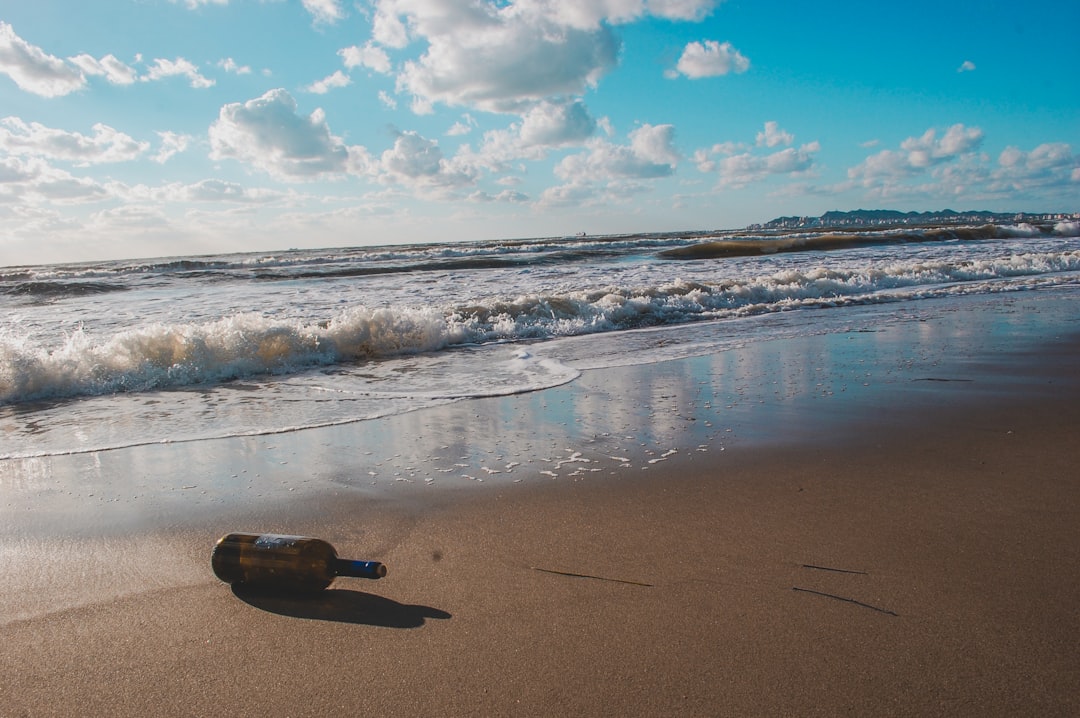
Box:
[754,209,1075,230]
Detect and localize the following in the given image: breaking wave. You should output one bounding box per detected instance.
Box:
[4,247,1078,406]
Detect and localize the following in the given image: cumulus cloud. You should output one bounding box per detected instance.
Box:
[218,57,252,75]
[395,14,619,113]
[536,123,679,208]
[152,131,192,164]
[694,122,818,187]
[460,99,598,171]
[305,70,352,94]
[0,156,110,204]
[993,142,1079,191]
[849,124,984,184]
[756,121,793,148]
[522,0,720,29]
[143,57,215,88]
[302,0,346,24]
[667,40,749,79]
[555,123,679,182]
[0,22,85,97]
[378,90,398,109]
[537,180,603,208]
[902,124,983,167]
[171,0,228,8]
[380,130,476,189]
[447,118,475,136]
[468,188,528,203]
[519,100,597,147]
[839,124,1080,202]
[118,178,288,205]
[340,43,392,74]
[716,143,819,187]
[368,1,719,114]
[209,89,372,181]
[0,117,149,164]
[958,60,976,73]
[69,53,137,85]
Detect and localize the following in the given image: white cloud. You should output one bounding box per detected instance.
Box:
[468,188,528,203]
[458,99,598,172]
[508,0,720,30]
[218,58,252,75]
[695,122,818,186]
[537,180,602,208]
[305,70,352,94]
[0,156,111,204]
[382,131,441,177]
[340,43,392,74]
[0,155,40,184]
[398,19,618,112]
[0,117,149,164]
[756,121,793,148]
[667,40,748,79]
[716,144,819,187]
[0,22,85,97]
[209,89,372,181]
[555,123,679,182]
[171,0,228,8]
[693,140,747,171]
[630,123,681,166]
[447,121,473,137]
[850,124,984,184]
[839,124,1080,202]
[378,90,398,109]
[379,130,476,189]
[901,124,983,167]
[371,4,410,49]
[152,131,192,164]
[519,100,596,146]
[365,1,723,116]
[69,53,137,85]
[372,1,634,113]
[143,57,215,88]
[958,60,976,73]
[993,143,1079,191]
[119,178,288,205]
[302,0,346,24]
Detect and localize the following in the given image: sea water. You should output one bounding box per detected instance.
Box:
[2,220,1079,459]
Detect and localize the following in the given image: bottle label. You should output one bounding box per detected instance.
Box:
[253,534,303,550]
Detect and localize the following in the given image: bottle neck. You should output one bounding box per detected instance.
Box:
[333,558,387,580]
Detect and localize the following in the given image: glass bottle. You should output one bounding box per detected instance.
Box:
[212,532,386,592]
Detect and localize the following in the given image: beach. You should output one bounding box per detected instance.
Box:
[2,294,1079,717]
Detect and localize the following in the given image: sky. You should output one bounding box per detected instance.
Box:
[1,0,1078,265]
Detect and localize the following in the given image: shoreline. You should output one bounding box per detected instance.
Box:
[2,292,1079,716]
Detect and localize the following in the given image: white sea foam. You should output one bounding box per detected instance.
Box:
[3,248,1079,407]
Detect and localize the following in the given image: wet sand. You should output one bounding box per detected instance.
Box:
[2,295,1079,716]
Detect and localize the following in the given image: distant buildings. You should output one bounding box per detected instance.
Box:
[749,209,1079,231]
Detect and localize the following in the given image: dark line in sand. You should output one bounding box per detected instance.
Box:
[531,567,653,587]
[792,587,898,616]
[800,563,869,575]
[912,377,974,383]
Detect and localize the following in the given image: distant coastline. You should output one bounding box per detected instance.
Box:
[750,209,1079,230]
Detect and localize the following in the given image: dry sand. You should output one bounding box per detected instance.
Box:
[2,295,1078,717]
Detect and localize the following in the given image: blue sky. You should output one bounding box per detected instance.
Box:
[1,0,1077,265]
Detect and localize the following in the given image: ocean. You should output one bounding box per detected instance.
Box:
[2,219,1079,461]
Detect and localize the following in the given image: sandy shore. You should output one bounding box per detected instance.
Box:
[2,294,1079,717]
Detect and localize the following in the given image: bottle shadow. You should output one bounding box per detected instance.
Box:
[232,586,451,628]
